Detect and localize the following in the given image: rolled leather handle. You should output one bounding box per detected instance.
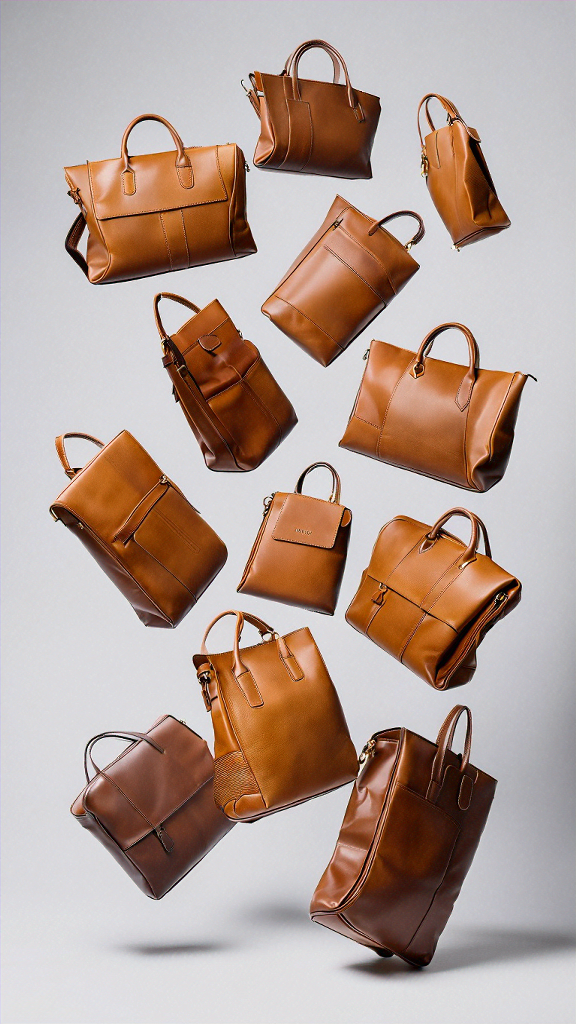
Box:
[154,292,201,340]
[427,705,472,801]
[412,323,479,409]
[284,40,341,84]
[425,507,491,568]
[120,114,193,190]
[290,40,363,119]
[417,93,463,146]
[367,210,425,250]
[55,433,104,479]
[84,731,164,783]
[199,610,302,684]
[295,462,341,503]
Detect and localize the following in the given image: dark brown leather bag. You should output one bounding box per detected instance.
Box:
[193,611,358,821]
[50,431,227,627]
[346,508,521,689]
[154,292,297,472]
[244,39,380,178]
[262,197,425,365]
[340,323,534,491]
[71,716,234,899]
[65,114,256,284]
[310,705,496,966]
[418,94,510,250]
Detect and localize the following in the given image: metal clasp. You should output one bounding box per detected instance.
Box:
[198,670,213,712]
[358,738,377,769]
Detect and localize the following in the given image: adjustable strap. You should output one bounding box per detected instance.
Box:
[65,212,89,277]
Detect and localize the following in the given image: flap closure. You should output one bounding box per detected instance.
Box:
[173,300,257,401]
[272,493,348,549]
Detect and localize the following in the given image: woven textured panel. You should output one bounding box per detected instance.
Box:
[213,750,259,809]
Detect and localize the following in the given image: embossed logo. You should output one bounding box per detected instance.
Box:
[295,528,312,535]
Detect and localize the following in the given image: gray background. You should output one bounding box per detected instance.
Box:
[1,2,575,1022]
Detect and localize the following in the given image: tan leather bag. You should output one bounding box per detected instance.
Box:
[418,94,510,250]
[244,39,380,178]
[71,716,234,899]
[237,463,352,615]
[154,292,297,472]
[346,508,521,689]
[310,705,496,966]
[193,611,358,821]
[262,197,425,366]
[50,431,227,627]
[64,114,256,284]
[340,323,534,491]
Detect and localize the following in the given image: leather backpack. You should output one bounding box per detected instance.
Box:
[64,114,256,284]
[193,610,358,821]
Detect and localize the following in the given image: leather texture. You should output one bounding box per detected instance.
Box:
[340,323,533,491]
[262,197,424,365]
[346,508,521,689]
[193,610,358,821]
[245,40,380,178]
[310,705,497,966]
[237,463,352,615]
[64,113,256,284]
[50,431,227,627]
[71,716,234,899]
[155,292,297,471]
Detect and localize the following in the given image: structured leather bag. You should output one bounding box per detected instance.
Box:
[310,705,496,965]
[262,197,425,366]
[193,610,358,821]
[237,463,352,615]
[64,113,256,284]
[340,323,534,491]
[50,431,227,627]
[418,94,510,250]
[346,508,521,689]
[154,292,297,472]
[71,716,234,899]
[244,39,380,178]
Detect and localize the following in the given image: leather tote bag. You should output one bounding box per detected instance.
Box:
[418,94,510,250]
[310,705,496,966]
[154,292,297,472]
[262,197,425,366]
[237,463,352,615]
[49,432,227,627]
[340,323,534,491]
[193,610,358,821]
[64,113,256,284]
[346,508,521,690]
[71,716,234,899]
[243,39,380,178]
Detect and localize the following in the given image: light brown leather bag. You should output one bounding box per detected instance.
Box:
[65,114,256,284]
[50,431,227,627]
[154,292,297,472]
[346,508,521,689]
[262,197,425,366]
[71,716,234,899]
[310,705,496,966]
[193,611,358,821]
[418,94,510,250]
[340,323,534,491]
[244,39,380,178]
[237,463,352,615]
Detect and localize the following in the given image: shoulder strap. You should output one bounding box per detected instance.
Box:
[65,212,89,277]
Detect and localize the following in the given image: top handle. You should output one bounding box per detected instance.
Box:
[153,292,201,340]
[84,731,164,783]
[120,114,193,193]
[367,210,425,251]
[411,323,479,410]
[422,507,492,568]
[197,610,303,700]
[55,433,104,479]
[290,40,364,120]
[427,705,473,803]
[283,40,341,84]
[295,462,341,503]
[417,93,463,146]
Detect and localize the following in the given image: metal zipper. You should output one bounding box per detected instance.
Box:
[443,592,508,687]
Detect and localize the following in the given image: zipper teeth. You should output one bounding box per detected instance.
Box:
[238,499,274,586]
[444,594,508,686]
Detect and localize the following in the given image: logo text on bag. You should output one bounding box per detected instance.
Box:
[295,528,312,535]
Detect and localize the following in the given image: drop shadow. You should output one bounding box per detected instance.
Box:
[118,941,230,956]
[240,901,310,929]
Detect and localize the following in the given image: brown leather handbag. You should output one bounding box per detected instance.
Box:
[237,463,351,615]
[193,610,358,821]
[71,716,234,899]
[340,323,534,491]
[310,705,496,966]
[418,94,510,250]
[262,197,425,366]
[243,39,380,178]
[50,431,227,627]
[64,113,256,284]
[346,508,521,689]
[154,292,297,472]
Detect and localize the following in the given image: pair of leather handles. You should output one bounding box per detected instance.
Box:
[118,114,193,193]
[198,610,303,687]
[421,508,492,569]
[246,39,365,120]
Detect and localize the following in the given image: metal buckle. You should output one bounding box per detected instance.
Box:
[260,631,278,643]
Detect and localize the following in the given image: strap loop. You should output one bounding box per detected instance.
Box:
[367,210,425,250]
[55,433,104,479]
[295,462,341,503]
[84,731,164,783]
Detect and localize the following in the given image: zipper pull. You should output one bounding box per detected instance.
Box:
[358,738,377,770]
[494,592,507,606]
[332,217,342,230]
[262,493,276,516]
[363,348,370,360]
[245,160,250,172]
[154,826,174,853]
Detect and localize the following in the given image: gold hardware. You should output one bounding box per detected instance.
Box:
[67,188,82,205]
[76,522,84,530]
[159,475,167,484]
[240,79,250,95]
[358,738,377,768]
[198,670,213,712]
[452,244,461,253]
[494,592,507,605]
[459,557,475,570]
[410,362,424,379]
[332,218,342,229]
[50,508,59,522]
[420,152,428,177]
[260,630,279,643]
[262,493,275,516]
[405,241,413,252]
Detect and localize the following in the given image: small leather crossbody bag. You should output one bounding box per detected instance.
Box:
[194,611,358,821]
[262,197,424,366]
[346,507,521,689]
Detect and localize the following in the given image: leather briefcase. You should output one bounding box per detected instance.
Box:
[418,94,510,250]
[50,431,227,627]
[243,39,380,178]
[340,322,534,491]
[155,292,297,472]
[262,197,425,365]
[310,705,496,966]
[71,716,234,899]
[346,507,521,689]
[237,463,352,615]
[64,113,256,284]
[194,610,358,821]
